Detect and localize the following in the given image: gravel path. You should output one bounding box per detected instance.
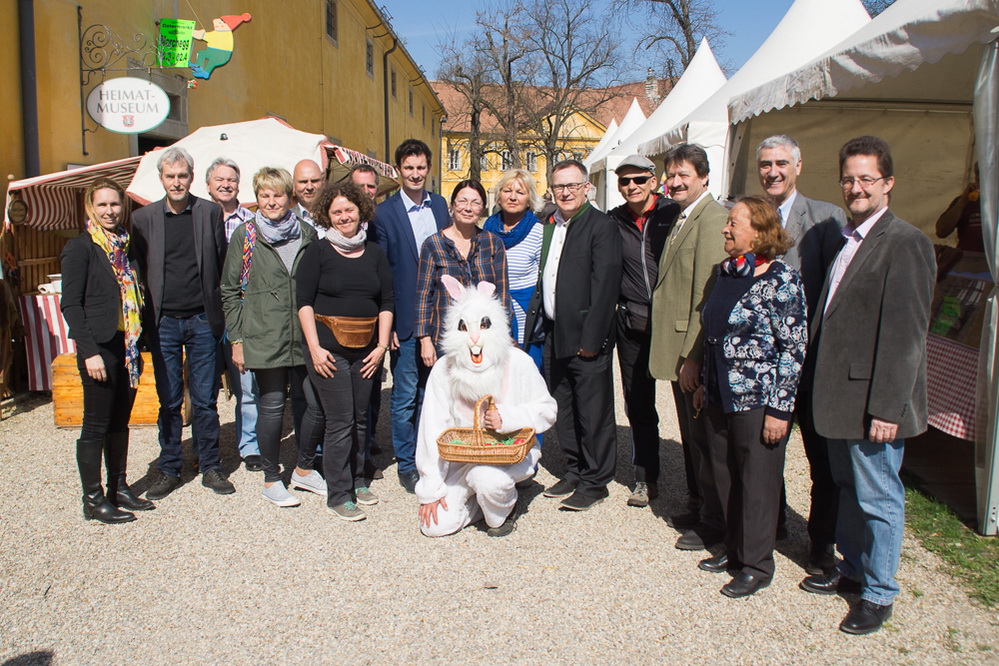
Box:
[2,367,998,664]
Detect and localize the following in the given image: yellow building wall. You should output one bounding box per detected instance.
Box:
[1,0,442,186]
[440,111,604,209]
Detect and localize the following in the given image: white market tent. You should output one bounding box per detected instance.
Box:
[584,100,647,210]
[590,38,727,210]
[723,0,999,534]
[582,118,618,172]
[649,0,871,197]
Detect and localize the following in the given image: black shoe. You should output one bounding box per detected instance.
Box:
[201,469,235,495]
[698,552,731,574]
[243,455,264,472]
[839,600,893,635]
[800,571,862,596]
[362,462,384,480]
[83,496,136,524]
[668,510,700,530]
[145,472,181,501]
[111,479,155,511]
[721,572,771,599]
[103,433,154,511]
[487,516,517,537]
[806,544,838,576]
[674,525,722,551]
[560,490,604,511]
[543,479,577,499]
[398,469,419,494]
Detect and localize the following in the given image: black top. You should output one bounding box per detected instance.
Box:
[60,233,128,359]
[160,209,203,317]
[608,195,679,317]
[296,239,395,359]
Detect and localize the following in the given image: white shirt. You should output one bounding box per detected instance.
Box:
[823,205,889,314]
[778,189,798,227]
[669,190,711,247]
[294,203,322,233]
[403,190,439,251]
[542,208,572,319]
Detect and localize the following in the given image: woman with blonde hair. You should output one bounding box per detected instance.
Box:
[482,169,544,365]
[61,177,151,523]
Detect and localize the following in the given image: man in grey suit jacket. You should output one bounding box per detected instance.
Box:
[757,135,845,574]
[131,147,234,500]
[801,136,935,636]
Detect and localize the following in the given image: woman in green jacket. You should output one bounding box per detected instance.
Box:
[221,167,324,507]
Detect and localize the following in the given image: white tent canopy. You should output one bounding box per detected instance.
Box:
[651,0,870,197]
[585,99,647,210]
[605,37,726,167]
[582,118,618,172]
[585,99,647,168]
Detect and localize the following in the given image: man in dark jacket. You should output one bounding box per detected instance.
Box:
[607,155,679,507]
[131,146,234,500]
[524,160,622,511]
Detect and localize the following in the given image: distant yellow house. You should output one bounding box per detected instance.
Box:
[432,77,667,209]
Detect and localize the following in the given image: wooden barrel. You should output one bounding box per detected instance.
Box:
[51,352,191,428]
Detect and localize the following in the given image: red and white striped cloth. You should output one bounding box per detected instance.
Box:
[20,294,75,391]
[926,333,978,441]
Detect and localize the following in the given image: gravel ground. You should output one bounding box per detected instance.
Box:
[2,365,998,665]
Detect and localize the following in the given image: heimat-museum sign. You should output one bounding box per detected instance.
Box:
[86,77,170,134]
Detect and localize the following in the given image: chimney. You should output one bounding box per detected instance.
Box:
[645,67,660,106]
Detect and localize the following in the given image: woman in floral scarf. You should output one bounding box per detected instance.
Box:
[61,177,151,524]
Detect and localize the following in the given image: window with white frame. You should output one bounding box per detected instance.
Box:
[448,148,461,171]
[526,151,537,172]
[501,150,513,171]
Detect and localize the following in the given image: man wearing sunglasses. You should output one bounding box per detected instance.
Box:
[608,155,680,508]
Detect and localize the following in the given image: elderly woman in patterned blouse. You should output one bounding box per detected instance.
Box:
[693,195,807,600]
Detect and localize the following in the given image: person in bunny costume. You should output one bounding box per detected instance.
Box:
[416,275,557,537]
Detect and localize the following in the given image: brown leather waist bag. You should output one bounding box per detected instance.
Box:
[315,314,377,348]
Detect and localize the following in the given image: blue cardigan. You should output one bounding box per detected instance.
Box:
[701,260,807,419]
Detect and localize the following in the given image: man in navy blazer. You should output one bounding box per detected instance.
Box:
[369,139,449,493]
[131,147,235,501]
[757,135,845,575]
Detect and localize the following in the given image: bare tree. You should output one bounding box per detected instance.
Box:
[523,0,622,183]
[862,0,896,16]
[625,0,726,78]
[436,35,494,181]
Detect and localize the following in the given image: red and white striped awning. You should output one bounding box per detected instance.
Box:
[4,156,142,232]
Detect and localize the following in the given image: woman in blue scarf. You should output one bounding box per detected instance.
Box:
[482,169,544,369]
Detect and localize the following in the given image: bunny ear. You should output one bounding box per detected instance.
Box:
[476,281,496,298]
[441,274,466,300]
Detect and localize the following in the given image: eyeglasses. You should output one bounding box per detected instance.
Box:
[453,198,484,209]
[839,176,886,190]
[551,182,586,193]
[618,175,652,187]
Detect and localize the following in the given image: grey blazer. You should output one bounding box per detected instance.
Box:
[809,209,936,441]
[780,192,846,322]
[131,195,227,337]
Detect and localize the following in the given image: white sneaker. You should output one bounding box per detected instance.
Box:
[262,482,301,507]
[290,470,328,496]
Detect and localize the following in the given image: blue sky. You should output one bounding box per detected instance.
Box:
[385,0,797,81]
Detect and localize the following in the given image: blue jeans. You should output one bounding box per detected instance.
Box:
[224,343,259,458]
[829,438,906,606]
[389,337,429,474]
[149,313,222,476]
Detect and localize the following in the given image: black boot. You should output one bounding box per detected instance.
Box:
[105,432,155,511]
[78,437,135,524]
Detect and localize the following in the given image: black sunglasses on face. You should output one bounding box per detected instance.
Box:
[618,175,652,186]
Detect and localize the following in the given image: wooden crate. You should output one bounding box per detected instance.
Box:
[51,352,191,429]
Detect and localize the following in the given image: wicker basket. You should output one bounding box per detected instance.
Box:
[437,395,535,465]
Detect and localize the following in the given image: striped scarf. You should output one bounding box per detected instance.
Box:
[85,219,143,388]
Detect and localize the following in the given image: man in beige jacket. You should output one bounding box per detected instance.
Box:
[649,143,728,551]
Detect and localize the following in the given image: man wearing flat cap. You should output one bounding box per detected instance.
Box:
[608,155,680,507]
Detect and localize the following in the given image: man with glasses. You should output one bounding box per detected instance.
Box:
[801,136,935,635]
[649,143,728,550]
[524,160,622,511]
[608,155,679,508]
[206,157,262,472]
[756,135,845,573]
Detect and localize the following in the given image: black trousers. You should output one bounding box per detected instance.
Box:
[255,366,323,484]
[545,345,616,498]
[797,391,838,550]
[672,381,724,531]
[705,404,788,580]
[78,332,136,441]
[615,316,660,484]
[306,351,373,506]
